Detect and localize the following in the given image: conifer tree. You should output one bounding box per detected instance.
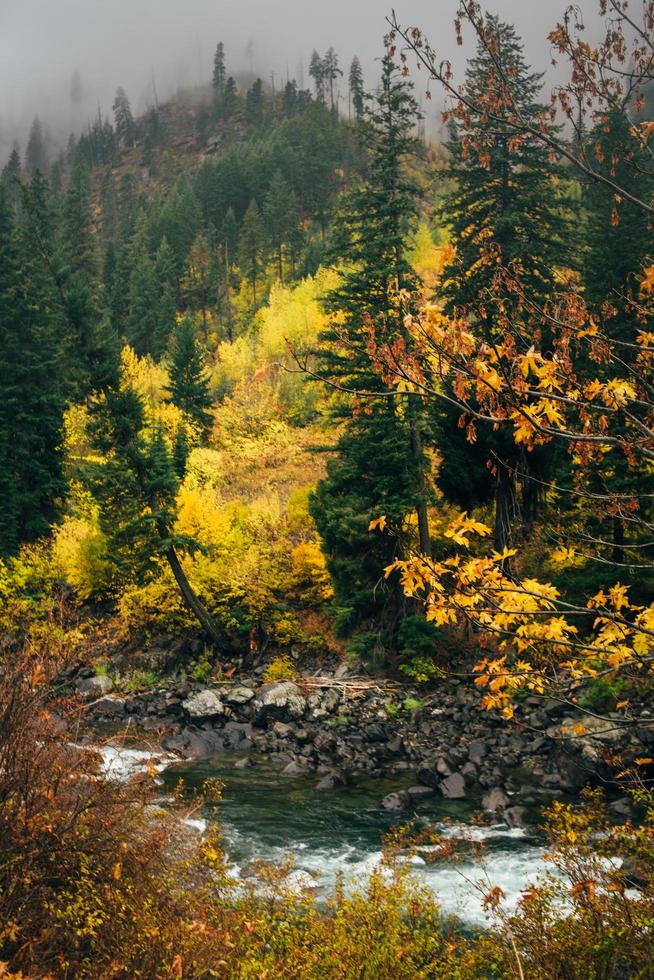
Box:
[25,117,47,176]
[309,50,325,104]
[212,42,226,94]
[436,16,570,550]
[166,316,213,434]
[87,384,222,643]
[349,57,364,119]
[323,47,342,113]
[1,145,22,207]
[245,78,264,128]
[112,87,135,148]
[263,170,301,280]
[221,77,238,119]
[311,54,430,646]
[0,189,65,555]
[238,199,266,308]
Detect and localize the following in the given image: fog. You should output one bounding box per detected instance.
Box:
[0,0,598,161]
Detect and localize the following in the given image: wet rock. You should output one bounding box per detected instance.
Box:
[381,791,411,811]
[482,787,510,813]
[407,784,436,799]
[182,690,225,720]
[252,682,306,726]
[282,759,310,776]
[77,675,114,697]
[440,773,467,799]
[608,797,633,820]
[504,806,528,829]
[316,770,345,790]
[234,756,253,769]
[416,766,440,788]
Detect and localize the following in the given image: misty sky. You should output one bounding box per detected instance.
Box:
[0,0,597,158]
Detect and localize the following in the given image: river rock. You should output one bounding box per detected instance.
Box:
[416,766,440,789]
[407,784,435,799]
[381,791,411,811]
[482,786,510,813]
[316,770,345,791]
[77,675,114,696]
[252,682,306,726]
[439,773,467,799]
[504,806,528,829]
[182,690,225,720]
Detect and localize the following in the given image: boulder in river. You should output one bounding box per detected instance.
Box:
[482,786,510,813]
[440,773,467,799]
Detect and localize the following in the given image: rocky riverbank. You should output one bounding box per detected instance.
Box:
[75,661,654,825]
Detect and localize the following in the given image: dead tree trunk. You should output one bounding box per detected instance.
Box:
[165,545,223,645]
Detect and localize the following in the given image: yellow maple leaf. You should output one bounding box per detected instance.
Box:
[368,515,387,533]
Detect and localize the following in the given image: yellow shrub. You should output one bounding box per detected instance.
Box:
[290,541,334,605]
[52,515,110,599]
[262,654,298,683]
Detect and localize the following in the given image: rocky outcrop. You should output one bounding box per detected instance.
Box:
[78,663,654,821]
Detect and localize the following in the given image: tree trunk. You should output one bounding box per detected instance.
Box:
[612,515,625,565]
[165,545,223,645]
[494,464,516,554]
[410,419,432,557]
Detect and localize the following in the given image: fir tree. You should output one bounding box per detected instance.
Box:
[113,87,135,148]
[238,199,266,308]
[1,144,22,207]
[222,77,238,119]
[311,54,430,646]
[263,170,302,280]
[323,47,342,114]
[309,50,325,104]
[349,57,364,120]
[212,42,226,95]
[25,117,47,177]
[245,78,264,128]
[436,16,570,550]
[0,189,65,555]
[166,316,213,434]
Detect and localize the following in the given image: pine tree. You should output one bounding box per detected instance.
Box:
[1,144,22,207]
[212,42,226,95]
[87,384,222,643]
[349,57,364,119]
[263,170,301,280]
[166,316,213,434]
[125,213,175,359]
[238,199,266,308]
[309,50,325,104]
[25,117,47,176]
[0,189,65,555]
[113,87,135,148]
[323,47,342,114]
[222,77,238,119]
[437,16,570,550]
[245,78,264,128]
[581,108,654,562]
[311,54,430,646]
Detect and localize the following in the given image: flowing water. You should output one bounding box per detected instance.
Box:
[154,752,551,927]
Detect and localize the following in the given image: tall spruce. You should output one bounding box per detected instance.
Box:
[436,16,570,550]
[0,189,65,555]
[113,87,135,148]
[212,42,226,95]
[25,117,47,177]
[310,54,431,649]
[349,57,364,119]
[166,316,213,435]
